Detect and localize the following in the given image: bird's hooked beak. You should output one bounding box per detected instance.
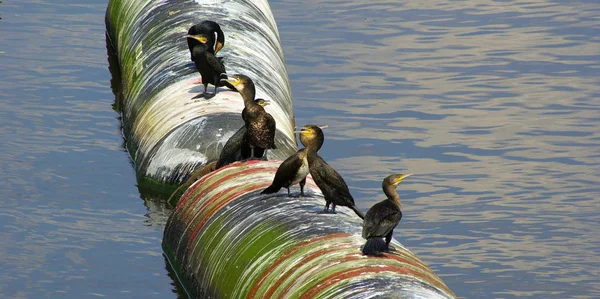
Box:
[297,127,312,136]
[221,75,239,86]
[255,99,271,107]
[394,173,413,185]
[294,125,327,132]
[215,41,224,54]
[186,34,208,43]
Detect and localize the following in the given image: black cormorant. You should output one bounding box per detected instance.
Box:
[216,99,270,169]
[306,131,364,219]
[187,34,227,99]
[261,124,324,196]
[187,21,224,61]
[361,173,412,255]
[222,74,276,159]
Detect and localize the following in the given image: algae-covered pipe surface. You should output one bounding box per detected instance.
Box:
[164,161,456,298]
[106,0,297,184]
[106,0,456,297]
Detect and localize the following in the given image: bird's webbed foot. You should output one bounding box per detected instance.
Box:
[203,92,216,99]
[317,207,336,214]
[193,90,212,99]
[331,204,337,214]
[294,190,305,198]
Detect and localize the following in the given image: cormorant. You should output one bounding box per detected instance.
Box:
[306,131,364,219]
[187,21,224,61]
[361,173,412,255]
[216,99,270,169]
[261,124,324,197]
[222,74,276,159]
[186,34,227,99]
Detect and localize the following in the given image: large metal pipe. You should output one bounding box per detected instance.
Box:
[105,0,297,184]
[105,0,456,298]
[163,160,456,298]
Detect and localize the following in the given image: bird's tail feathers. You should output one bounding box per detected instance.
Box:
[362,238,388,255]
[351,205,365,219]
[260,185,280,195]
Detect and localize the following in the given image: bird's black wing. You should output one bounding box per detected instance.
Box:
[308,156,337,199]
[262,151,303,194]
[206,53,226,76]
[274,151,303,186]
[265,112,277,149]
[310,156,354,204]
[216,125,245,169]
[362,201,402,239]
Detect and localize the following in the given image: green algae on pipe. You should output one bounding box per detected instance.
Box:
[105,0,297,184]
[163,160,456,298]
[106,0,456,297]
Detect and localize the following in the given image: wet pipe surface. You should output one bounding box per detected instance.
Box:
[106,0,297,183]
[106,0,456,297]
[164,161,456,298]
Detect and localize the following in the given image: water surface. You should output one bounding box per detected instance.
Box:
[1,0,599,298]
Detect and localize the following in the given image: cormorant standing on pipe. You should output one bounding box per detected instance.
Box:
[305,130,364,219]
[261,124,325,197]
[186,34,227,99]
[362,173,412,255]
[239,98,271,160]
[222,75,276,159]
[187,21,224,61]
[216,99,270,169]
[260,124,325,196]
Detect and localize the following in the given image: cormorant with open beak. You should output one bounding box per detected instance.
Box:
[187,21,225,61]
[361,173,412,255]
[222,74,276,159]
[186,34,227,99]
[261,124,325,197]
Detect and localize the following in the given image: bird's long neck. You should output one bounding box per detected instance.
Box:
[241,85,256,107]
[305,146,320,164]
[304,139,320,153]
[301,133,324,153]
[383,184,401,208]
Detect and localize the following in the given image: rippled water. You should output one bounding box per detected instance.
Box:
[1,0,599,298]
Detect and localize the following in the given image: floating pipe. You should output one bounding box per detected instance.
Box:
[163,160,456,298]
[105,0,297,184]
[105,0,456,298]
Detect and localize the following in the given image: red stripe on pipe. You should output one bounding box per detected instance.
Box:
[248,233,352,299]
[266,243,358,299]
[302,264,454,298]
[178,165,270,216]
[276,252,365,299]
[184,180,271,252]
[175,160,277,213]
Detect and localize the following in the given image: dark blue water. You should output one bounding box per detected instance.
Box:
[1,0,599,298]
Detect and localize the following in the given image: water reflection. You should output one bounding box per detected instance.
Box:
[1,0,599,298]
[275,0,599,297]
[105,33,173,228]
[0,1,178,297]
